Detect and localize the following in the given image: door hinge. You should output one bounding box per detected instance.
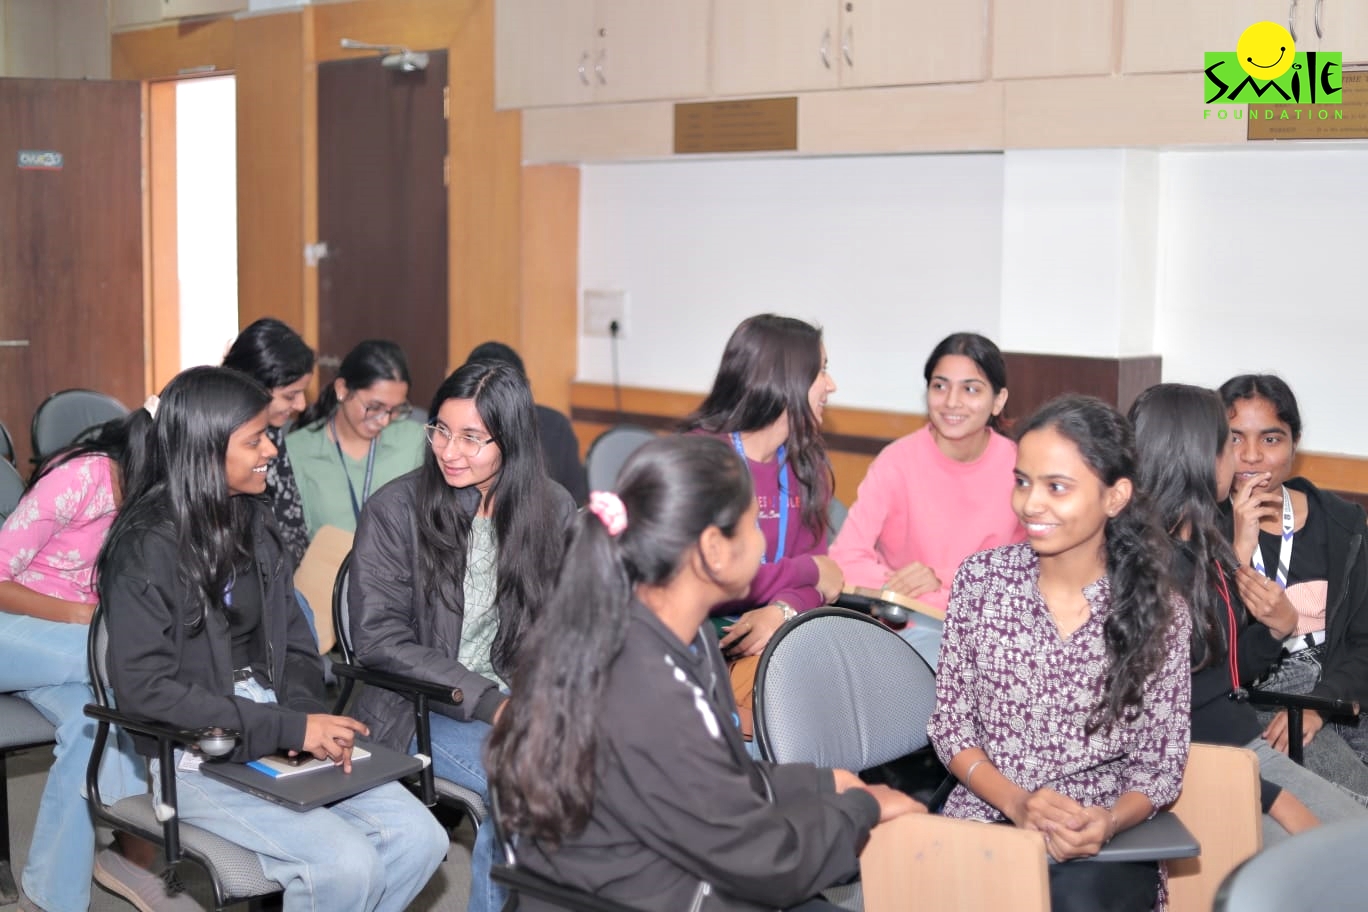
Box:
[443,85,449,120]
[443,156,450,187]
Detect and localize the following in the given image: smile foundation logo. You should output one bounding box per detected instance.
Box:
[1203,21,1343,121]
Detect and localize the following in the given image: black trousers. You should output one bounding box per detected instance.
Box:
[1049,860,1159,912]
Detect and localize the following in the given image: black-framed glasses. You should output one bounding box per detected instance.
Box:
[425,424,496,456]
[358,400,413,423]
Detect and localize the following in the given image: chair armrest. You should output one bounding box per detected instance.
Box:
[836,587,945,626]
[83,703,207,747]
[331,663,460,705]
[1234,687,1360,718]
[1081,811,1199,863]
[490,864,645,912]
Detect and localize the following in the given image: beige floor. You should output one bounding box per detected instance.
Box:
[2,745,475,911]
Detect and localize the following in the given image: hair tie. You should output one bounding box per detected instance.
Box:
[143,395,160,419]
[588,491,627,537]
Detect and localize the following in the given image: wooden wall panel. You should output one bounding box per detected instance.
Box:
[519,165,579,413]
[110,17,235,80]
[235,12,307,333]
[311,0,475,58]
[147,80,179,393]
[1002,352,1161,422]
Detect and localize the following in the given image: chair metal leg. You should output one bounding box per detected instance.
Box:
[1288,709,1305,765]
[0,751,16,905]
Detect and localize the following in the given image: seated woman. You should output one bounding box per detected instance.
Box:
[679,314,844,659]
[1130,383,1367,846]
[487,435,923,911]
[347,360,576,912]
[1220,374,1368,795]
[0,412,193,912]
[222,317,316,569]
[830,332,1024,667]
[99,367,447,911]
[929,396,1191,912]
[286,340,425,537]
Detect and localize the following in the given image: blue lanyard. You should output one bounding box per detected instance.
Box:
[1250,486,1294,589]
[331,417,377,521]
[731,432,788,564]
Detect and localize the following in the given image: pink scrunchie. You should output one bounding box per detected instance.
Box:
[588,491,628,537]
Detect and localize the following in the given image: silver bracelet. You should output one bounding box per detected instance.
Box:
[964,758,988,786]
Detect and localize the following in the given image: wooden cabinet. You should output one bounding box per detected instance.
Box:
[712,0,987,97]
[993,0,1116,79]
[1122,0,1291,74]
[110,0,170,28]
[1314,0,1368,65]
[160,0,248,18]
[495,0,710,108]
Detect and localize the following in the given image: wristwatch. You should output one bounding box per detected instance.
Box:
[775,601,797,623]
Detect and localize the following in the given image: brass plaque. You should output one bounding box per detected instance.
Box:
[1247,70,1368,140]
[674,97,798,154]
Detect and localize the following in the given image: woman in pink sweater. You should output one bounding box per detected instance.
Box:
[830,333,1024,667]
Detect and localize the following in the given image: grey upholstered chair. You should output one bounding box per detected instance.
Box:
[0,696,57,904]
[29,389,128,467]
[0,459,25,522]
[83,606,283,909]
[1214,816,1368,910]
[584,425,657,493]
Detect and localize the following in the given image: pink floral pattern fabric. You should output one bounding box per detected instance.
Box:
[0,454,117,603]
[930,543,1191,821]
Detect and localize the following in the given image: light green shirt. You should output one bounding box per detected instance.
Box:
[285,419,426,536]
[457,516,505,689]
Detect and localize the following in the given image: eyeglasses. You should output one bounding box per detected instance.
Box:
[357,400,413,423]
[425,424,496,456]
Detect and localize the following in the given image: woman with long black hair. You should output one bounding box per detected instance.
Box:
[99,367,446,910]
[487,435,921,911]
[347,359,576,912]
[929,395,1190,911]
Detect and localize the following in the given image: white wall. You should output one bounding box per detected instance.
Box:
[578,155,1006,415]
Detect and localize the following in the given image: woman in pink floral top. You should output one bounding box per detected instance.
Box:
[930,396,1191,912]
[0,414,198,912]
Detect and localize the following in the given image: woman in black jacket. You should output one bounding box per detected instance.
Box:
[99,366,446,912]
[347,359,576,912]
[488,435,921,911]
[1130,383,1366,845]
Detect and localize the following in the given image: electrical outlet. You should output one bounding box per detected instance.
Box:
[583,289,628,338]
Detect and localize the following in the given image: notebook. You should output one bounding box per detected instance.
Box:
[1076,811,1200,864]
[199,740,422,811]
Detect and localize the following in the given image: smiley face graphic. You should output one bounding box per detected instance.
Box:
[1237,21,1296,80]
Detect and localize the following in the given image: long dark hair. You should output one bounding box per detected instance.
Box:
[1016,395,1173,734]
[97,367,272,629]
[31,410,152,494]
[417,361,563,679]
[222,317,315,389]
[679,314,831,537]
[1129,384,1236,672]
[487,435,753,845]
[923,332,1009,432]
[298,339,410,429]
[1218,374,1303,443]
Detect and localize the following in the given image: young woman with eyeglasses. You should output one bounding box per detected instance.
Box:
[286,340,425,536]
[346,359,576,912]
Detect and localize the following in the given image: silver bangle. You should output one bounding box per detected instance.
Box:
[965,758,988,786]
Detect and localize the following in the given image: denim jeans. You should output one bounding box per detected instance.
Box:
[0,612,144,912]
[153,681,448,912]
[1255,647,1368,798]
[422,712,505,912]
[897,615,944,671]
[1248,736,1368,846]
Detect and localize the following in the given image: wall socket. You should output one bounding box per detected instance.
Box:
[583,289,628,338]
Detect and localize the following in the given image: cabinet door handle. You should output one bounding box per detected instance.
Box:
[578,51,591,85]
[1315,0,1324,39]
[820,28,831,69]
[842,26,853,67]
[0,340,30,348]
[595,48,607,84]
[1289,0,1299,42]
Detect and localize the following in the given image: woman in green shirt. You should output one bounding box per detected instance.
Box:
[286,339,425,536]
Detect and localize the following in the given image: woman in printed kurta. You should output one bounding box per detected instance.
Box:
[929,395,1190,912]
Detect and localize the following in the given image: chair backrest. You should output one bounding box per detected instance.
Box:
[1166,743,1262,912]
[332,550,355,662]
[87,603,115,708]
[753,608,937,770]
[584,425,657,492]
[1214,816,1368,911]
[826,496,848,543]
[0,459,25,521]
[30,388,129,464]
[0,419,14,464]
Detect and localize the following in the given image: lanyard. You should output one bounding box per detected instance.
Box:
[331,417,377,521]
[1250,486,1294,589]
[730,432,788,564]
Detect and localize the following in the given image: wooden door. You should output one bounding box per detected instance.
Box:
[0,78,145,469]
[494,0,595,108]
[1122,0,1292,74]
[711,0,839,97]
[842,0,988,88]
[993,0,1117,79]
[592,0,711,103]
[317,53,450,413]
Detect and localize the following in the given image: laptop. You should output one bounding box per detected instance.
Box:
[199,740,423,812]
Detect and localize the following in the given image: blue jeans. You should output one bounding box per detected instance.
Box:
[0,612,144,912]
[153,681,448,912]
[422,712,504,912]
[897,615,944,671]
